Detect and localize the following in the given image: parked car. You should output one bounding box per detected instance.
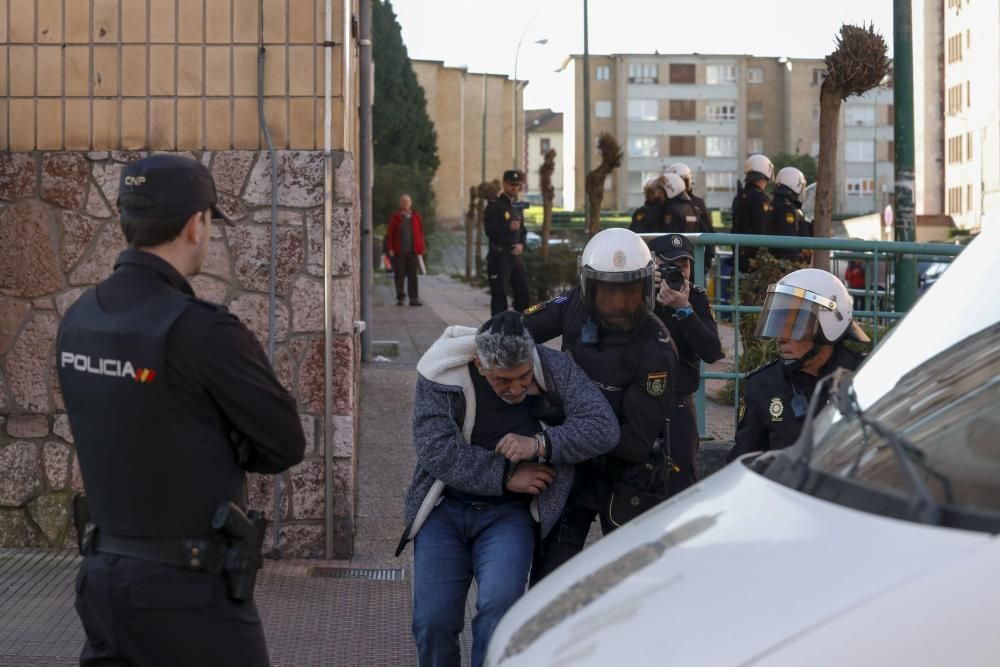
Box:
[485,225,997,667]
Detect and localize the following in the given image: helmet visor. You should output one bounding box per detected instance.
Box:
[755,284,836,341]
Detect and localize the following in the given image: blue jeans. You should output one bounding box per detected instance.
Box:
[412,497,535,667]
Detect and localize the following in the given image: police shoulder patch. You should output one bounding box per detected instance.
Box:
[763,201,771,213]
[504,211,511,221]
[524,294,567,315]
[785,212,796,225]
[646,371,668,397]
[738,397,747,423]
[636,211,645,221]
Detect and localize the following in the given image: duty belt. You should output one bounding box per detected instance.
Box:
[93,531,226,571]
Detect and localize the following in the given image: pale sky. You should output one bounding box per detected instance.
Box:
[391,0,896,112]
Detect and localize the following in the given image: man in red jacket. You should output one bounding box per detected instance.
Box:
[386,194,426,306]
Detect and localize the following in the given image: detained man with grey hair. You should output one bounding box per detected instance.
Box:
[397,311,619,667]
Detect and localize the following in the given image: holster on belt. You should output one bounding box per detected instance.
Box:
[72,492,97,555]
[212,501,267,603]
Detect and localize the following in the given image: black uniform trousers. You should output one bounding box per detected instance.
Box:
[666,395,698,496]
[76,553,269,667]
[487,251,530,316]
[392,251,420,303]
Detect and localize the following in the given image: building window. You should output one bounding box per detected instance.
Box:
[669,135,696,156]
[706,64,737,85]
[669,100,696,121]
[595,100,613,118]
[947,136,965,164]
[967,81,971,107]
[967,132,973,161]
[747,67,764,84]
[846,178,874,198]
[885,104,894,125]
[948,34,964,63]
[947,84,964,115]
[947,186,963,214]
[845,140,874,162]
[628,63,658,84]
[967,29,971,49]
[540,138,551,154]
[747,101,764,120]
[705,102,737,121]
[628,137,659,158]
[812,68,826,86]
[629,171,662,194]
[967,184,973,211]
[705,136,738,157]
[748,138,764,154]
[627,99,658,121]
[705,172,736,193]
[595,65,611,81]
[669,63,696,84]
[845,106,875,126]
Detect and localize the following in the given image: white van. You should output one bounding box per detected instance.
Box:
[485,224,1000,667]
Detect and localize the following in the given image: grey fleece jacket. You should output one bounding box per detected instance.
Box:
[397,326,619,553]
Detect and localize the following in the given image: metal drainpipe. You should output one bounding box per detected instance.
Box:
[359,0,373,364]
[257,0,283,559]
[322,0,336,560]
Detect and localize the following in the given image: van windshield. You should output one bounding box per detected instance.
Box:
[808,322,1000,513]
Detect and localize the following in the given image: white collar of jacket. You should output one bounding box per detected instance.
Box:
[416,325,547,442]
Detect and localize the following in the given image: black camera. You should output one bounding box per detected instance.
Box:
[657,262,685,291]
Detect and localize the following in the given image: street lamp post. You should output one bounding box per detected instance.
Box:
[513,37,548,170]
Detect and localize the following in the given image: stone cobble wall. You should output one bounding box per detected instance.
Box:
[0,149,359,559]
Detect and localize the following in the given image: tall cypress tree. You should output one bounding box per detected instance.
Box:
[372,0,439,172]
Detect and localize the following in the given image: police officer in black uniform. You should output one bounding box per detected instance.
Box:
[731,154,774,273]
[628,177,667,234]
[56,154,306,666]
[660,173,701,234]
[484,170,530,316]
[667,162,716,271]
[727,268,868,462]
[767,166,811,262]
[524,228,678,583]
[648,234,724,493]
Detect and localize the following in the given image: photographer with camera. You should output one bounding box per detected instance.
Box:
[484,170,531,316]
[649,233,724,494]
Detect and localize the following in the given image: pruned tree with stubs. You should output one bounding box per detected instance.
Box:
[539,148,557,260]
[585,133,623,238]
[814,23,891,270]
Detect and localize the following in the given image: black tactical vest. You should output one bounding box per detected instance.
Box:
[57,284,244,538]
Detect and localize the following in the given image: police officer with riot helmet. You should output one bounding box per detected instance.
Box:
[56,154,306,666]
[649,233,724,493]
[767,166,812,262]
[524,228,678,583]
[484,170,531,315]
[659,173,701,234]
[629,177,667,234]
[732,154,774,272]
[666,162,716,270]
[727,269,868,461]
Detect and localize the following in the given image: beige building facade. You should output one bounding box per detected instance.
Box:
[561,53,895,217]
[412,60,524,228]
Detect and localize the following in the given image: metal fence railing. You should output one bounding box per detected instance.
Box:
[641,232,967,441]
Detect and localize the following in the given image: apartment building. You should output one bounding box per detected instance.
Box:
[942,0,1000,231]
[412,60,524,227]
[561,53,894,217]
[524,109,564,206]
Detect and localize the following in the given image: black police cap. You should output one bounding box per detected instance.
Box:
[648,233,694,262]
[117,154,233,225]
[503,170,524,184]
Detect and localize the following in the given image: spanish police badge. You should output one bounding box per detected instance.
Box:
[646,371,668,396]
[769,397,784,421]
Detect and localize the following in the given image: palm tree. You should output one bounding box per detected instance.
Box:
[814,23,891,270]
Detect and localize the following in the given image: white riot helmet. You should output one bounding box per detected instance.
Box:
[775,166,807,197]
[666,163,693,191]
[644,177,662,200]
[744,154,774,182]
[661,173,687,199]
[580,228,656,330]
[755,268,870,344]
